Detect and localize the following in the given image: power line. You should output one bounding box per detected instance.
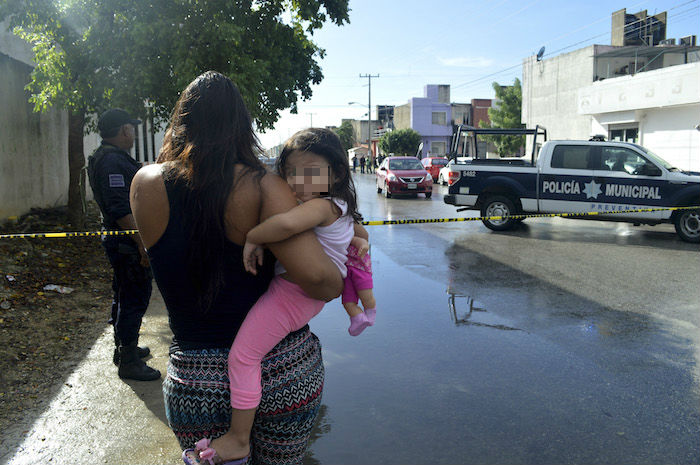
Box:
[451,2,700,92]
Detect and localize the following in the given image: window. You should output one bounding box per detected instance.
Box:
[432,112,447,125]
[599,147,653,174]
[609,126,638,143]
[550,146,592,170]
[389,158,423,170]
[431,141,446,154]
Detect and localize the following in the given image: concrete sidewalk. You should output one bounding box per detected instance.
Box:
[4,291,182,465]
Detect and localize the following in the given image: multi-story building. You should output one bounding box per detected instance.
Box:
[393,85,493,157]
[394,85,453,157]
[522,9,699,170]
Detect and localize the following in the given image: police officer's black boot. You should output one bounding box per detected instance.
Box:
[118,342,161,381]
[112,334,150,365]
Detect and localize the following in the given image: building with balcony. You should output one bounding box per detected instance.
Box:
[521,9,700,170]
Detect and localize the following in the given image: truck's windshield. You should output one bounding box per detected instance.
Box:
[634,145,677,171]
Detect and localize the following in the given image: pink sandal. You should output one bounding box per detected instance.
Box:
[182,438,250,465]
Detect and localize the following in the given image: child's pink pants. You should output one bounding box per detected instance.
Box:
[228,275,324,409]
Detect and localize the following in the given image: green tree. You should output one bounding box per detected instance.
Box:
[379,128,422,156]
[479,78,524,157]
[334,120,355,153]
[0,0,349,226]
[116,0,350,130]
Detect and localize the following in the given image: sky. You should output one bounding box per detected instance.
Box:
[254,0,699,149]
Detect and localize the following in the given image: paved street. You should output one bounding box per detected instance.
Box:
[4,171,699,465]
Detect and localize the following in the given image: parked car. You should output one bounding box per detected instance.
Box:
[420,157,448,182]
[376,156,433,198]
[438,157,472,185]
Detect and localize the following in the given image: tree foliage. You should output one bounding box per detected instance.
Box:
[334,120,354,153]
[0,0,350,224]
[479,78,524,157]
[378,128,421,156]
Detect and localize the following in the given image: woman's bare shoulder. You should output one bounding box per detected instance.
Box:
[133,163,165,187]
[259,170,288,191]
[130,163,168,247]
[258,171,298,218]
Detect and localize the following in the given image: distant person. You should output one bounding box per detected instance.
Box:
[129,72,343,464]
[352,155,358,172]
[186,128,377,464]
[359,155,366,173]
[86,108,160,381]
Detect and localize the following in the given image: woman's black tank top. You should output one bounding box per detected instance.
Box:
[147,175,274,351]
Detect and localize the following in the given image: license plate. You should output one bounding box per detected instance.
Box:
[407,183,417,189]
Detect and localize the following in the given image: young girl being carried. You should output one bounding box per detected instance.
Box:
[183,128,377,465]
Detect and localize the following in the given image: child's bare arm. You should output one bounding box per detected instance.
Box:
[247,198,334,245]
[350,222,370,257]
[350,236,369,257]
[353,222,369,240]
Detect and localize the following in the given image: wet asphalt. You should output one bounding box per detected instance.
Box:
[4,171,699,464]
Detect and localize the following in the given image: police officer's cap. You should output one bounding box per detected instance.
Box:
[98,108,142,133]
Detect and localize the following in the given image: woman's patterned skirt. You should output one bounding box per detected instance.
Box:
[163,325,324,465]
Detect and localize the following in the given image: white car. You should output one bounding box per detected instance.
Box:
[438,157,472,185]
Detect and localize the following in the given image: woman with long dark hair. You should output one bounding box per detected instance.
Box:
[129,71,343,464]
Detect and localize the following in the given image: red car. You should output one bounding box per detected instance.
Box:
[376,156,433,198]
[420,157,448,182]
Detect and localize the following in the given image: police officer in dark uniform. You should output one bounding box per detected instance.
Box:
[87,108,160,381]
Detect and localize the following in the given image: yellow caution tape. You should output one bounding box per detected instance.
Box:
[361,205,699,226]
[0,230,139,239]
[0,206,698,239]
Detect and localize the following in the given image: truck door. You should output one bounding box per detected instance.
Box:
[591,146,669,221]
[539,144,596,214]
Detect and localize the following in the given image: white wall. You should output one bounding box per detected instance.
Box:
[642,105,700,171]
[524,44,700,171]
[579,62,699,114]
[1,22,157,220]
[0,53,72,219]
[580,61,700,171]
[522,46,602,153]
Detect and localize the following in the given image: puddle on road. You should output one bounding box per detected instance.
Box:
[447,292,523,331]
[307,244,700,465]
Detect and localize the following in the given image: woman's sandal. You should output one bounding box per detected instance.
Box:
[182,438,250,465]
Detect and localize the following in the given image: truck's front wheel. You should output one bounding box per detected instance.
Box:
[674,208,700,243]
[480,195,518,231]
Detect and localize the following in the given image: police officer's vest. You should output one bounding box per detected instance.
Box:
[86,143,121,229]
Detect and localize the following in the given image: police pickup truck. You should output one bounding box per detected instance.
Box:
[443,139,700,243]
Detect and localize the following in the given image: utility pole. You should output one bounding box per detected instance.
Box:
[306,112,316,127]
[360,73,379,170]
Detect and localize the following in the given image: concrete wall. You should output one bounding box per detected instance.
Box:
[580,61,700,171]
[524,43,699,171]
[1,52,71,218]
[1,22,100,220]
[579,61,699,114]
[393,104,411,130]
[451,103,471,125]
[1,22,161,220]
[642,104,700,171]
[522,45,600,154]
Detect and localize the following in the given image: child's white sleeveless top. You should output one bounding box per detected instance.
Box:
[275,198,354,278]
